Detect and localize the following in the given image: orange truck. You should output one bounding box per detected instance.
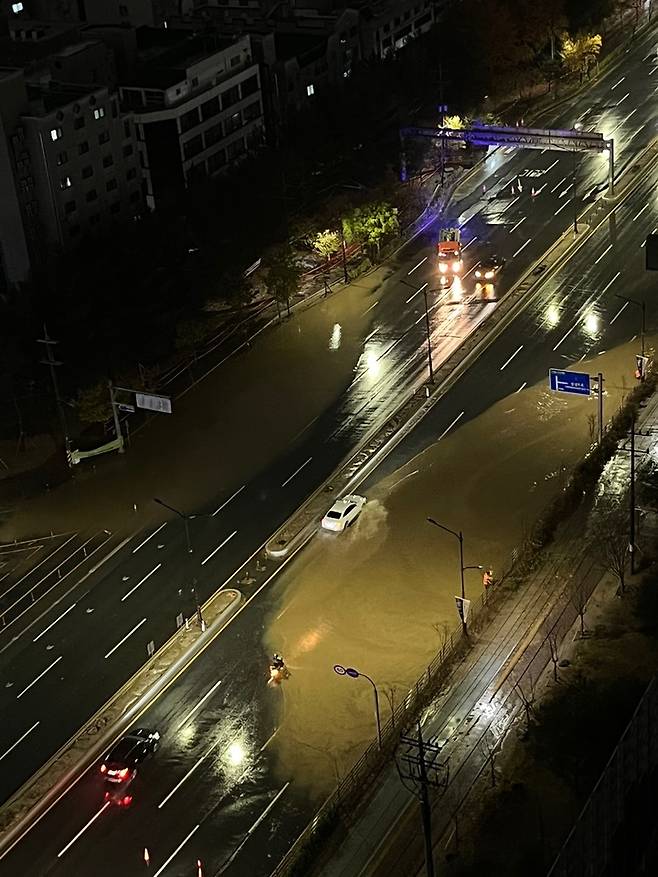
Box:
[437,228,462,278]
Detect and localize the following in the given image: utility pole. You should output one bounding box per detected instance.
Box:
[396,722,449,877]
[438,64,446,190]
[108,380,125,453]
[37,324,69,455]
[597,372,604,445]
[572,150,579,236]
[422,286,435,384]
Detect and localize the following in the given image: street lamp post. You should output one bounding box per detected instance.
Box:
[427,517,482,636]
[400,280,434,384]
[191,578,205,631]
[153,497,194,553]
[334,664,382,749]
[422,285,435,384]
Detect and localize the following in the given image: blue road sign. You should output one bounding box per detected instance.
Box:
[549,368,591,396]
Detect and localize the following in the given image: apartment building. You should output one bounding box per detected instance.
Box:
[359,0,436,58]
[120,30,264,209]
[0,68,142,290]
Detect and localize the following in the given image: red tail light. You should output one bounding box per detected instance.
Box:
[120,795,133,807]
[117,767,129,779]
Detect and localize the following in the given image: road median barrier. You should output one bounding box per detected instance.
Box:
[0,586,242,856]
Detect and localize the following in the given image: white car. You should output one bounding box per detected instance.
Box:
[321,495,366,532]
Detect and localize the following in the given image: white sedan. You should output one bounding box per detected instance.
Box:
[321,495,366,532]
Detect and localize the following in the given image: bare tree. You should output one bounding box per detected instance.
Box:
[432,621,452,660]
[547,629,560,682]
[381,684,404,725]
[569,578,590,638]
[482,730,500,788]
[587,413,597,443]
[514,673,537,732]
[594,501,630,595]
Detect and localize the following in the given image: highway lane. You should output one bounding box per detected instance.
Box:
[3,82,658,877]
[1,18,658,806]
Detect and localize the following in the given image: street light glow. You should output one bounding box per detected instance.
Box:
[545,303,561,328]
[226,741,246,766]
[583,312,599,336]
[366,350,381,378]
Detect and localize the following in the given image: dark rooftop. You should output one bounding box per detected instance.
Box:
[274,32,326,64]
[125,27,243,89]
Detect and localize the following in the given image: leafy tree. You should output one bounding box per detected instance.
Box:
[311,230,341,262]
[262,246,302,319]
[443,115,465,130]
[560,32,603,80]
[343,202,399,261]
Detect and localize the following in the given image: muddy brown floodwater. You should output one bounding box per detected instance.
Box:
[264,338,645,798]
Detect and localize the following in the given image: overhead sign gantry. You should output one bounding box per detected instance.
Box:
[400,123,614,195]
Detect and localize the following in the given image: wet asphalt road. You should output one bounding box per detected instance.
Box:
[1,22,658,877]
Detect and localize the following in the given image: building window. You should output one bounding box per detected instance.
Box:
[207,150,226,173]
[102,155,114,168]
[240,75,259,98]
[226,138,245,161]
[243,100,261,122]
[221,85,240,110]
[106,178,117,192]
[98,131,110,145]
[12,2,24,12]
[224,112,242,135]
[204,121,223,147]
[123,144,133,157]
[110,202,121,214]
[56,150,68,166]
[123,120,131,138]
[64,200,76,214]
[201,96,220,121]
[74,116,85,130]
[180,108,200,133]
[59,175,72,189]
[82,165,93,178]
[183,135,203,161]
[307,83,315,97]
[50,127,63,141]
[191,76,199,87]
[93,107,105,120]
[127,167,137,180]
[78,141,89,155]
[230,55,241,68]
[119,4,128,14]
